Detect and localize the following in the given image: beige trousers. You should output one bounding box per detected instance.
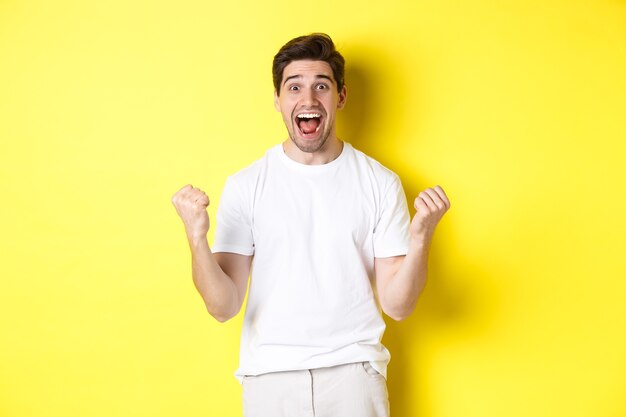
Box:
[242,362,390,417]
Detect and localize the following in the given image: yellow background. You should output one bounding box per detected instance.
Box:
[1,0,625,416]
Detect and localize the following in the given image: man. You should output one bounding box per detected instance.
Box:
[172,33,450,417]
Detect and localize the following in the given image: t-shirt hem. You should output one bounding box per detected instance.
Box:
[234,358,389,384]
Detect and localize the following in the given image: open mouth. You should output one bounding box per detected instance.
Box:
[295,112,323,137]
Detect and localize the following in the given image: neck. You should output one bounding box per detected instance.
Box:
[282,137,344,165]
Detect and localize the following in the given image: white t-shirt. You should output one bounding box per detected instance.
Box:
[212,142,410,383]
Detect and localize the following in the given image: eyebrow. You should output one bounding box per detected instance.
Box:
[283,74,334,86]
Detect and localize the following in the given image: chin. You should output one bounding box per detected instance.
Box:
[291,136,327,154]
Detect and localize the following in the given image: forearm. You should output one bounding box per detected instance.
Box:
[381,236,431,321]
[188,235,240,322]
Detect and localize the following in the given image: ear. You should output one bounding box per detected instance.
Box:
[274,90,281,112]
[337,85,347,110]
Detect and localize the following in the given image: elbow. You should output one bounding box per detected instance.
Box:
[210,311,235,323]
[202,293,242,323]
[207,305,238,323]
[211,313,229,323]
[385,311,411,322]
[380,291,422,322]
[382,302,416,322]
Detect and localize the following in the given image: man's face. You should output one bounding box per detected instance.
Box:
[274,60,347,154]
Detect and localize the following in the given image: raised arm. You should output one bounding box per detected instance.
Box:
[171,184,252,322]
[375,185,450,321]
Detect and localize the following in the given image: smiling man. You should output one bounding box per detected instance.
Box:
[171,33,450,417]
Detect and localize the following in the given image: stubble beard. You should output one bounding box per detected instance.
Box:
[287,119,332,154]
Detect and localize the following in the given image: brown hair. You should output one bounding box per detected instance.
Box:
[272,33,345,96]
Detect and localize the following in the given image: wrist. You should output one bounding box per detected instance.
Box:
[187,231,208,248]
[409,232,432,249]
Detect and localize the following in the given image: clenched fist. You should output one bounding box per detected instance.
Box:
[171,184,211,240]
[410,185,451,241]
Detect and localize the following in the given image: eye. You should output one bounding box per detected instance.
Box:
[289,85,300,91]
[316,84,328,90]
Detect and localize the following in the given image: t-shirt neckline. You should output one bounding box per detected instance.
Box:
[275,141,350,173]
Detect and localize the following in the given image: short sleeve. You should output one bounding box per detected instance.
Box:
[373,175,410,258]
[212,176,255,256]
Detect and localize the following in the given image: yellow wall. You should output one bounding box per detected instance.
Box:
[1,0,625,416]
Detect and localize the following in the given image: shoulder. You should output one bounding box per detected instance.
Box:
[220,145,282,207]
[226,145,278,186]
[345,143,402,188]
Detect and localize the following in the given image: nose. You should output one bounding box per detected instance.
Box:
[301,87,318,107]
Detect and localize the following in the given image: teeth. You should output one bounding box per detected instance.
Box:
[297,113,321,119]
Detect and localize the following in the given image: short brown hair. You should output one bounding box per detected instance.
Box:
[272,33,345,96]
